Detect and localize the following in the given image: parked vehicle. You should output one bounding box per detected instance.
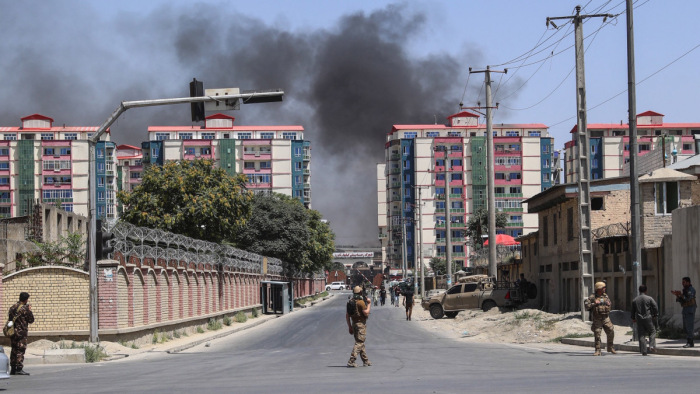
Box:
[325,281,346,291]
[0,346,9,380]
[421,275,535,319]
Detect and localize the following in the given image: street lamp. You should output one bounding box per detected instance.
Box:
[87,89,284,343]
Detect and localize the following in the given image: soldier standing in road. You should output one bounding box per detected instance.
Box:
[631,284,658,356]
[346,286,371,367]
[671,276,696,348]
[8,292,34,375]
[584,282,616,356]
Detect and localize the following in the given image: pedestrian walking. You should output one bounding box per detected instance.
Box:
[8,292,34,375]
[394,286,401,307]
[631,284,658,355]
[584,282,616,356]
[379,286,387,306]
[403,288,414,321]
[671,276,696,348]
[345,286,371,367]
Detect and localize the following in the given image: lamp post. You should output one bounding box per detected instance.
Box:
[87,90,284,343]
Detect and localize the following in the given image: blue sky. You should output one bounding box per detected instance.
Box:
[1,0,698,245]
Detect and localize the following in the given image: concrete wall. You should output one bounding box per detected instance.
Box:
[665,205,700,327]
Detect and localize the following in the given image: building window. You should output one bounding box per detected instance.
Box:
[567,207,574,241]
[202,133,215,140]
[200,147,211,155]
[505,131,519,137]
[403,160,410,169]
[0,162,7,171]
[98,177,104,187]
[295,162,302,170]
[295,175,302,185]
[451,159,462,167]
[244,162,255,169]
[4,134,17,141]
[542,215,549,246]
[294,147,302,157]
[282,132,297,140]
[96,148,104,158]
[426,131,440,137]
[130,172,141,179]
[179,132,193,140]
[60,147,71,155]
[98,191,105,202]
[261,132,274,139]
[591,197,604,210]
[151,148,159,158]
[528,131,541,137]
[447,131,462,137]
[41,133,54,140]
[403,132,417,139]
[655,181,679,215]
[238,132,252,140]
[0,177,9,185]
[44,148,56,156]
[260,161,271,169]
[64,133,78,140]
[0,148,7,156]
[639,144,650,152]
[185,147,196,155]
[156,133,170,141]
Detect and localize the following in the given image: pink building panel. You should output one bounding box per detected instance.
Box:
[242,140,272,146]
[243,153,272,160]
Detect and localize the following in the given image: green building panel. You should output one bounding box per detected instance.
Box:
[17,140,35,216]
[470,137,487,211]
[218,139,237,177]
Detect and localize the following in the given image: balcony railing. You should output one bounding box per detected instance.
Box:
[390,153,400,161]
[390,168,401,174]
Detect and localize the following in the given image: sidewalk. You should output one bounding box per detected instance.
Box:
[561,336,700,356]
[20,293,335,365]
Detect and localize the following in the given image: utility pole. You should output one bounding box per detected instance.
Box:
[547,6,613,320]
[417,186,425,297]
[626,2,642,299]
[87,89,283,342]
[469,66,506,279]
[444,153,452,287]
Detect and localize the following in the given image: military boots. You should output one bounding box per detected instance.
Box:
[607,345,617,354]
[593,348,601,356]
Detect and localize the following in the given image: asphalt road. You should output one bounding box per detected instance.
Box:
[5,292,700,393]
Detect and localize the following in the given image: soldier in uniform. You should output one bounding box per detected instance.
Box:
[8,292,34,375]
[631,284,658,355]
[671,276,696,348]
[585,282,616,356]
[346,286,371,367]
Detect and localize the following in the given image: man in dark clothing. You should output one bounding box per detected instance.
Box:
[379,286,387,306]
[671,277,696,348]
[631,284,658,355]
[403,289,415,321]
[8,292,34,375]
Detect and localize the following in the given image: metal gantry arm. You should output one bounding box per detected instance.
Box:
[87,90,284,342]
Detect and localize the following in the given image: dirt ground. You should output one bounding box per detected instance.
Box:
[410,306,631,344]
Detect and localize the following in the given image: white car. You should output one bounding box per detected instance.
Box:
[326,282,346,291]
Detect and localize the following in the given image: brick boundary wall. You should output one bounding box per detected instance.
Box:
[0,252,325,343]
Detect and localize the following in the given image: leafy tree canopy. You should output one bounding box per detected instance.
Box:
[117,159,252,243]
[234,193,335,274]
[464,207,508,248]
[429,257,460,276]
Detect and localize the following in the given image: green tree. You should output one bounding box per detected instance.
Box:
[465,207,509,249]
[429,257,459,275]
[20,232,86,270]
[234,193,335,274]
[117,159,252,243]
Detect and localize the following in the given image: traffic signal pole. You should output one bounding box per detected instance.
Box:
[87,89,284,343]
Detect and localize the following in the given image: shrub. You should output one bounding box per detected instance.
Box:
[251,308,259,318]
[207,318,223,331]
[152,330,160,344]
[223,315,232,326]
[234,311,247,323]
[173,330,181,338]
[196,326,205,334]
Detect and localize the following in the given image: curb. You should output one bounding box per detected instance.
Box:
[561,337,700,357]
[166,316,278,354]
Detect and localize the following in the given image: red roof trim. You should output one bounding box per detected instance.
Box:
[205,113,236,121]
[20,114,54,123]
[637,110,664,117]
[447,111,480,119]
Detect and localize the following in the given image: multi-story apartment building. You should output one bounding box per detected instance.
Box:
[0,114,116,219]
[115,144,143,215]
[140,113,311,208]
[564,111,700,183]
[378,111,555,273]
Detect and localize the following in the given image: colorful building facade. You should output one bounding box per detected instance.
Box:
[0,114,116,219]
[378,111,555,272]
[564,111,700,183]
[140,114,311,208]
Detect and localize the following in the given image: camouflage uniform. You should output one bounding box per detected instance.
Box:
[347,296,370,367]
[584,289,615,355]
[8,302,34,372]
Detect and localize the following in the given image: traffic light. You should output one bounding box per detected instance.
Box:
[96,220,116,260]
[189,78,205,122]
